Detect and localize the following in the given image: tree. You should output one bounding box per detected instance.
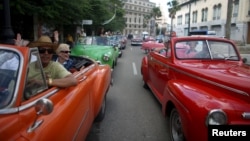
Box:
[225,0,233,39]
[0,0,126,39]
[143,15,151,28]
[142,7,161,35]
[151,7,162,20]
[167,0,180,35]
[151,7,162,35]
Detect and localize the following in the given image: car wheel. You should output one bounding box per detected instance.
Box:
[95,95,106,122]
[143,80,149,89]
[169,108,185,141]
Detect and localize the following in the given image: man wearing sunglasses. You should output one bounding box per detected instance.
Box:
[27,35,77,88]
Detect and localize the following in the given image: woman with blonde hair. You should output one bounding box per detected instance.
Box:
[54,43,73,70]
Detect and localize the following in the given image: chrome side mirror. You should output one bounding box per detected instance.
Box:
[35,98,53,115]
[242,58,247,64]
[28,99,53,132]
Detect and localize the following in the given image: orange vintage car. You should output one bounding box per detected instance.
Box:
[0,44,112,140]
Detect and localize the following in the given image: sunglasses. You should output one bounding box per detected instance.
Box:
[60,51,71,54]
[39,48,54,54]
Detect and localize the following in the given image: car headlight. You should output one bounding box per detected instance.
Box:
[103,54,110,61]
[206,109,227,125]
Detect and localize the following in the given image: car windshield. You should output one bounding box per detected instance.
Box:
[77,36,118,46]
[0,50,20,108]
[175,40,239,60]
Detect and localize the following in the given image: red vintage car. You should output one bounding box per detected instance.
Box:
[0,44,112,140]
[141,40,164,53]
[141,36,250,141]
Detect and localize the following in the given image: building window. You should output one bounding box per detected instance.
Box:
[204,8,208,21]
[213,4,221,20]
[233,0,239,17]
[213,6,217,20]
[177,15,182,25]
[192,11,197,23]
[201,8,208,22]
[185,13,189,24]
[249,0,250,15]
[217,4,221,19]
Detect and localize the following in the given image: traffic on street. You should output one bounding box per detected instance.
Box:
[86,42,171,141]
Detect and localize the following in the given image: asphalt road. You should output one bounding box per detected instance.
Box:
[86,44,170,141]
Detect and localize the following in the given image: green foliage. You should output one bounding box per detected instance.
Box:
[1,0,125,36]
[167,0,180,18]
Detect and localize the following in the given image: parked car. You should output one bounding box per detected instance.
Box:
[71,36,120,69]
[0,44,112,141]
[141,40,164,53]
[141,36,250,141]
[131,35,143,46]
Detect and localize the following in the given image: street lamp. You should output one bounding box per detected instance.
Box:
[0,0,15,44]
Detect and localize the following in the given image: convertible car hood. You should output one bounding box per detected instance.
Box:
[179,61,250,99]
[142,42,164,48]
[71,45,113,59]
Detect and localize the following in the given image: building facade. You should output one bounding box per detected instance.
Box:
[173,0,250,44]
[122,0,156,36]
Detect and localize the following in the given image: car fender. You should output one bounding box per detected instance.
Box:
[91,65,111,117]
[164,79,235,116]
[140,55,148,82]
[163,79,236,140]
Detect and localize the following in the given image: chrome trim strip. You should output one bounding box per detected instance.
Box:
[242,112,250,119]
[151,57,249,97]
[0,64,95,114]
[19,89,59,111]
[0,89,59,114]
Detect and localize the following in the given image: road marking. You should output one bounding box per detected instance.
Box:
[132,62,137,75]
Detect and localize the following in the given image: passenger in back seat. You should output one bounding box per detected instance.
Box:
[54,43,73,70]
[185,41,197,57]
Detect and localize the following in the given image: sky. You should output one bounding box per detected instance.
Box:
[149,0,171,23]
[150,0,169,8]
[149,0,169,14]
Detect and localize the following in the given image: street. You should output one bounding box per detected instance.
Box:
[86,43,170,141]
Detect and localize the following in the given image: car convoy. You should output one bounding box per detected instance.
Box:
[0,34,249,141]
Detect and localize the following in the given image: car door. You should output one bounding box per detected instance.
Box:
[148,49,172,102]
[18,49,93,140]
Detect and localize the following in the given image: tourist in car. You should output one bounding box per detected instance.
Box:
[185,41,198,57]
[54,43,73,70]
[27,35,77,88]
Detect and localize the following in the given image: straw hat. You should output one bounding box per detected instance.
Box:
[28,35,58,50]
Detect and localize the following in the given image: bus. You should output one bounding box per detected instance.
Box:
[189,30,216,36]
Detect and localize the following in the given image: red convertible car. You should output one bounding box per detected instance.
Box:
[141,40,164,53]
[141,36,250,141]
[0,44,112,140]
